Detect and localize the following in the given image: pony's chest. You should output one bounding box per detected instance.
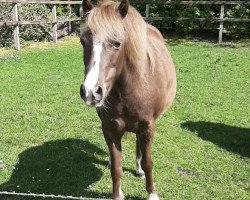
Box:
[99,98,151,133]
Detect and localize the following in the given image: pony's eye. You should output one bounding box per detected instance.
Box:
[113,42,121,49]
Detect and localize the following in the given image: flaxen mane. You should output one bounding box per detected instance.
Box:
[83,0,156,72]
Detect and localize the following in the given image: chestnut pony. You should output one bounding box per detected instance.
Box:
[80,0,176,199]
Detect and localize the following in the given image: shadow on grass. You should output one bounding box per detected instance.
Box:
[0,139,111,199]
[181,121,250,158]
[0,138,146,200]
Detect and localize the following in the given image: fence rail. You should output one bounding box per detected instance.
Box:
[0,18,81,26]
[0,0,249,50]
[2,0,250,4]
[133,1,250,5]
[1,0,82,4]
[146,17,250,23]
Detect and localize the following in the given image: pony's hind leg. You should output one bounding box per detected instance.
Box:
[136,135,145,177]
[138,121,159,200]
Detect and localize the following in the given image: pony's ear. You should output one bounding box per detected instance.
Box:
[82,0,94,13]
[118,0,129,18]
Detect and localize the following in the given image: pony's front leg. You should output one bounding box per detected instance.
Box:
[138,121,159,200]
[103,127,124,200]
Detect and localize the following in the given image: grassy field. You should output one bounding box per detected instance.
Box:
[0,37,249,200]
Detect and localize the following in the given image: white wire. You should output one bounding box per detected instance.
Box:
[0,191,111,200]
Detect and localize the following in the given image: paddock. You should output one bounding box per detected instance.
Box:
[0,37,249,199]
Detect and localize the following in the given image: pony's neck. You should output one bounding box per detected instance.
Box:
[115,52,146,96]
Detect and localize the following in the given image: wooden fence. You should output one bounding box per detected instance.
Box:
[140,1,250,43]
[0,0,250,50]
[0,0,83,50]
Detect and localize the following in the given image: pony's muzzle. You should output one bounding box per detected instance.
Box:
[80,84,103,107]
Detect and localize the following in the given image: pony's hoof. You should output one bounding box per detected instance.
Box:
[107,160,111,169]
[135,170,145,178]
[114,196,124,200]
[113,192,124,200]
[147,193,160,200]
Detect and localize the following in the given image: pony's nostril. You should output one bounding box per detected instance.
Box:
[94,86,103,96]
[80,84,86,100]
[93,86,103,102]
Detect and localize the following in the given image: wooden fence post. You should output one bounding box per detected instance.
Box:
[68,0,72,34]
[219,4,225,43]
[79,6,83,19]
[12,3,20,50]
[146,4,149,18]
[52,5,57,43]
[79,6,83,35]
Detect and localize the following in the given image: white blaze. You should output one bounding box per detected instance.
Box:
[84,38,103,94]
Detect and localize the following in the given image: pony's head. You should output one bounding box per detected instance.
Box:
[80,0,148,107]
[80,0,129,107]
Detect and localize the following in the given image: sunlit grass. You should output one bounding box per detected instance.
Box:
[0,37,249,200]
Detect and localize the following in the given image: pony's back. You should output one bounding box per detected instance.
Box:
[146,24,177,116]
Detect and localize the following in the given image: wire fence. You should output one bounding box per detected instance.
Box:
[0,191,111,200]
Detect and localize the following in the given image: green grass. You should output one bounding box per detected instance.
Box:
[0,37,249,200]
